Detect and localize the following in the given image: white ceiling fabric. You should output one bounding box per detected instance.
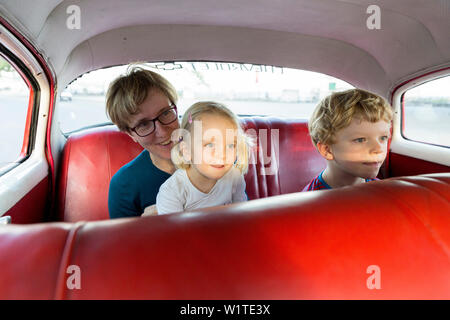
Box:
[0,0,449,97]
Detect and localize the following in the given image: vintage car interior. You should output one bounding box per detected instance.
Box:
[0,0,449,299]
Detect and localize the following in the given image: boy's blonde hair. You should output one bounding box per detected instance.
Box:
[308,88,393,146]
[106,65,178,131]
[171,101,252,174]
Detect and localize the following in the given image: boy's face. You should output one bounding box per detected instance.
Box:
[126,89,179,161]
[324,118,391,179]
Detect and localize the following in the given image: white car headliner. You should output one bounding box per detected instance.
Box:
[0,0,449,98]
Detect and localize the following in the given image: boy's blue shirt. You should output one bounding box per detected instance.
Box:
[108,150,171,219]
[302,170,379,191]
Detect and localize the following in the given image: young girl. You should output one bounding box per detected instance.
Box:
[155,101,252,215]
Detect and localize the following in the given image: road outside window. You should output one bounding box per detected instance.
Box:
[402,76,450,148]
[59,62,354,133]
[0,56,30,169]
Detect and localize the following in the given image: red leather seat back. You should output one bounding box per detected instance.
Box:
[56,127,143,221]
[56,118,325,221]
[0,223,72,299]
[2,174,449,299]
[242,118,325,199]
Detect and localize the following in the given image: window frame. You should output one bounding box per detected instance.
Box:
[0,20,52,218]
[390,66,450,167]
[399,75,449,148]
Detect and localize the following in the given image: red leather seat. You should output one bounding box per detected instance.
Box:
[56,127,143,221]
[244,118,325,199]
[0,223,73,299]
[56,118,326,221]
[2,173,449,299]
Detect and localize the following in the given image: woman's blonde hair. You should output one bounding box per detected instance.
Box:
[308,88,393,146]
[171,101,252,174]
[106,65,178,131]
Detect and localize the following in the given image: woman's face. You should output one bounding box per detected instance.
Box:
[126,89,179,161]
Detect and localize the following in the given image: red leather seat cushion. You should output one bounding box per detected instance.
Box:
[2,174,449,299]
[56,118,326,221]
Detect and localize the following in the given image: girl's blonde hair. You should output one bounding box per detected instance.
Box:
[308,88,393,146]
[171,101,252,174]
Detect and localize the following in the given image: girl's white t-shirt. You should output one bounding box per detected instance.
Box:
[156,167,247,215]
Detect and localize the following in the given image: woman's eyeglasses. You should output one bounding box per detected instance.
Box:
[129,105,178,137]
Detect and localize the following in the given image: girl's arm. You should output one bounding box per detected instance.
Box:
[156,182,185,214]
[232,173,248,203]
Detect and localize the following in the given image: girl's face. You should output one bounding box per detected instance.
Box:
[187,113,238,182]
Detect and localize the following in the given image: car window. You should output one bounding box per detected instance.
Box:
[402,75,450,148]
[60,62,353,133]
[0,55,30,170]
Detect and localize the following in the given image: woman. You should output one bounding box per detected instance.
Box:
[106,66,179,218]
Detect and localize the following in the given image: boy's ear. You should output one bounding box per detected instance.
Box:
[317,142,334,160]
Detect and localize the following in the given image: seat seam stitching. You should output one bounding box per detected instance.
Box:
[53,222,85,300]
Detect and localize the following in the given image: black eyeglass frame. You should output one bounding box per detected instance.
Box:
[129,105,178,137]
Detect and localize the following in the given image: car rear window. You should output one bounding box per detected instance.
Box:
[59,62,354,133]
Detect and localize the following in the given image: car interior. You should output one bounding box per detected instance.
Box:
[0,0,449,299]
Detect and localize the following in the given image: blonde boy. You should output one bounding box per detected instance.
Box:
[303,89,393,191]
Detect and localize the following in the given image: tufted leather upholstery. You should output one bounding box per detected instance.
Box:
[2,173,449,299]
[56,118,326,222]
[243,118,325,199]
